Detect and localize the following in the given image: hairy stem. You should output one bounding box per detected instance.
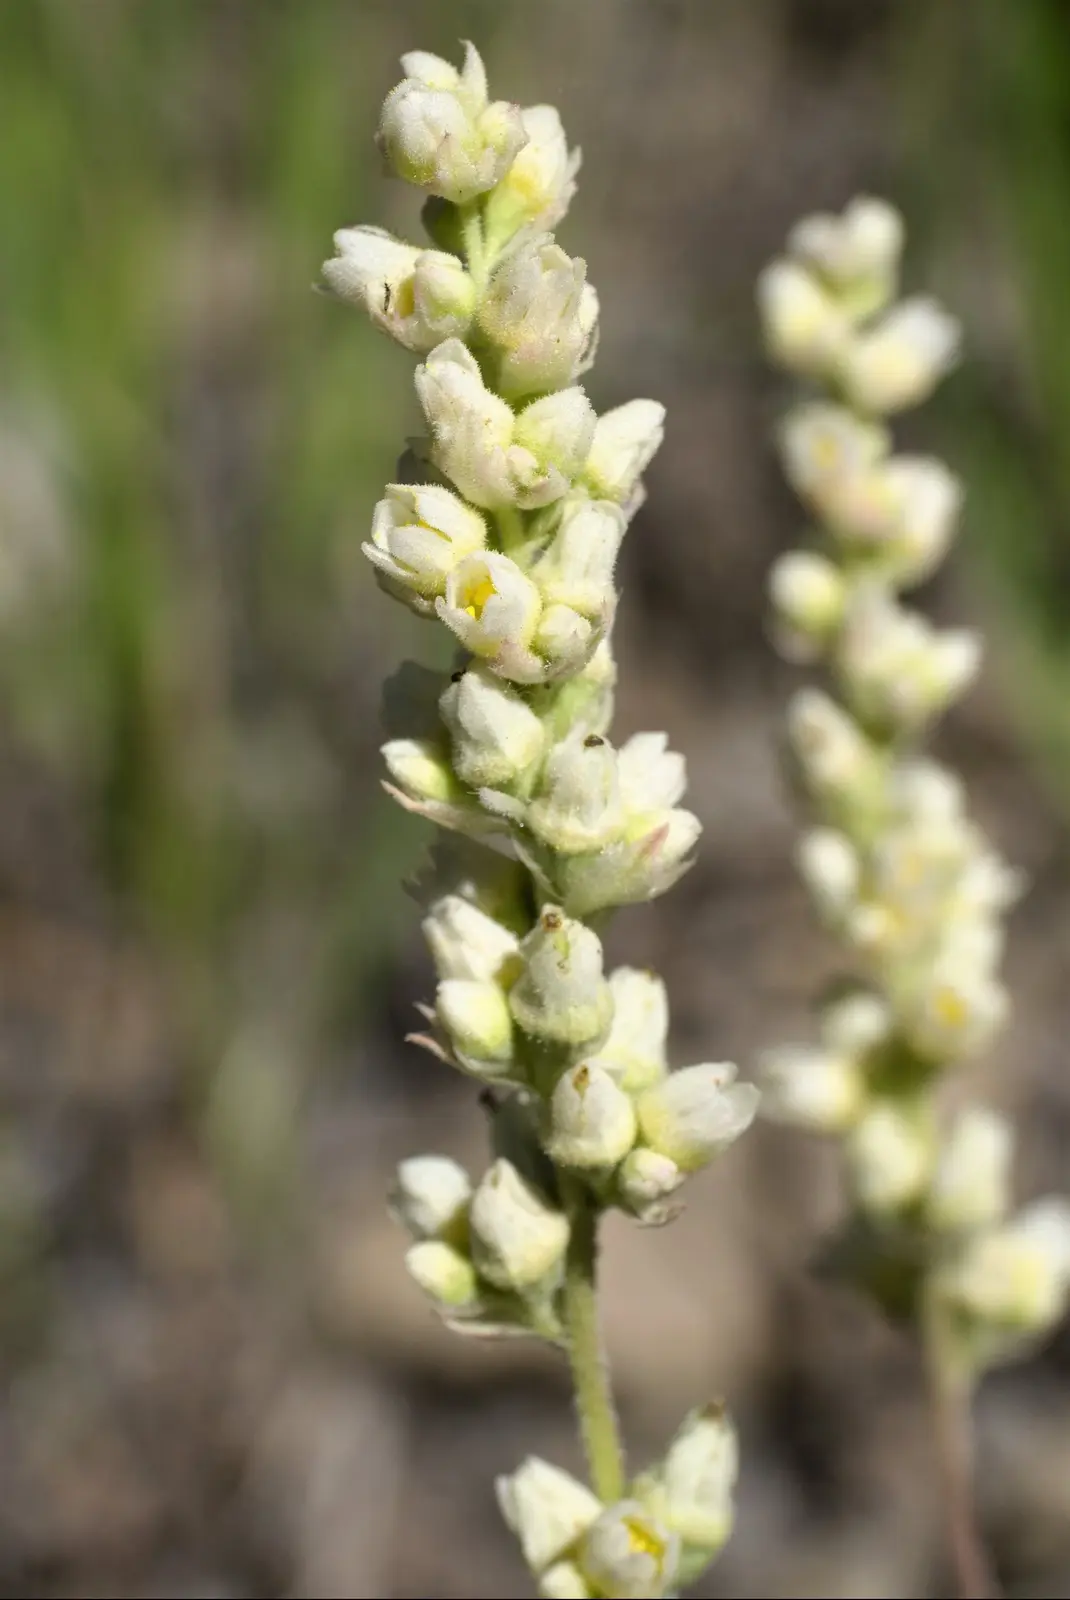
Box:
[560,1179,625,1504]
[924,1309,1000,1600]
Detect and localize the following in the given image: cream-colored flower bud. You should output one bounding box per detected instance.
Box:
[847,1101,933,1215]
[531,499,625,619]
[929,1107,1012,1233]
[513,387,597,499]
[439,665,544,790]
[391,1154,472,1240]
[786,688,879,809]
[778,402,889,517]
[820,990,892,1055]
[891,759,965,826]
[406,1238,480,1308]
[415,340,521,507]
[940,1200,1070,1344]
[528,732,625,854]
[901,961,1008,1063]
[587,968,668,1092]
[832,457,962,583]
[555,808,702,919]
[838,592,981,732]
[436,551,543,673]
[436,978,515,1069]
[759,1043,863,1133]
[378,42,527,204]
[584,400,666,507]
[364,484,486,602]
[469,1158,569,1291]
[757,260,848,377]
[509,908,612,1050]
[538,1563,593,1599]
[617,732,687,814]
[577,1501,679,1600]
[483,104,581,247]
[382,737,456,805]
[795,828,860,923]
[548,1063,638,1168]
[496,1457,602,1579]
[479,235,599,400]
[531,602,596,679]
[323,227,476,351]
[839,297,960,415]
[637,1404,738,1555]
[788,197,903,315]
[423,893,520,983]
[616,1148,684,1215]
[769,550,846,660]
[636,1064,759,1174]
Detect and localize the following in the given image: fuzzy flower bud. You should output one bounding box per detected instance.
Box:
[469,1158,569,1291]
[584,400,666,508]
[528,732,625,854]
[786,688,881,813]
[391,1154,471,1242]
[757,260,848,377]
[406,1238,480,1308]
[636,1064,759,1174]
[364,484,486,604]
[479,235,599,401]
[577,1501,679,1600]
[554,808,702,919]
[837,591,981,733]
[847,1101,933,1215]
[548,1062,639,1169]
[839,297,961,415]
[635,1404,738,1556]
[769,549,847,661]
[439,665,544,790]
[615,1148,684,1218]
[382,738,457,806]
[496,1457,602,1579]
[788,197,904,316]
[822,456,963,584]
[935,1200,1070,1363]
[929,1106,1012,1233]
[538,1564,593,1599]
[484,104,581,247]
[587,967,669,1093]
[778,402,889,516]
[323,227,476,351]
[795,828,860,923]
[436,978,515,1069]
[531,499,625,620]
[509,907,612,1051]
[436,550,544,678]
[759,1043,863,1133]
[378,43,527,204]
[900,959,1009,1063]
[423,893,520,982]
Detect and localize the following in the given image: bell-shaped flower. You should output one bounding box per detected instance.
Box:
[509,906,612,1052]
[483,104,581,248]
[584,400,665,509]
[364,484,486,609]
[391,1154,472,1242]
[530,499,625,621]
[547,1062,638,1169]
[587,967,669,1093]
[439,665,545,790]
[634,1404,738,1559]
[323,227,476,351]
[839,296,961,415]
[757,260,848,378]
[636,1063,759,1173]
[928,1106,1012,1234]
[378,42,527,204]
[436,550,544,678]
[576,1501,679,1600]
[479,235,599,400]
[496,1456,602,1580]
[527,732,626,855]
[469,1158,570,1291]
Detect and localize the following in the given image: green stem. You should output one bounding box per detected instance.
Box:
[560,1179,626,1504]
[461,206,487,293]
[922,1299,1000,1600]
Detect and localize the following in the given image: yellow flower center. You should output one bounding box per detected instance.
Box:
[625,1516,666,1569]
[934,986,967,1028]
[462,573,497,619]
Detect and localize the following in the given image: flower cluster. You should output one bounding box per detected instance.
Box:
[758,198,1070,1376]
[328,43,758,1596]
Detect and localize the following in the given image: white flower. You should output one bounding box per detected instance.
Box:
[617,731,687,813]
[436,978,515,1069]
[530,499,625,619]
[825,456,963,584]
[587,967,669,1093]
[929,1107,1012,1233]
[406,1239,480,1308]
[422,893,520,982]
[513,386,597,496]
[757,260,848,377]
[548,1063,639,1168]
[469,1158,570,1291]
[479,235,599,400]
[759,1043,863,1133]
[837,591,981,733]
[391,1155,472,1240]
[778,402,889,513]
[788,196,903,314]
[364,484,486,604]
[381,737,455,806]
[379,42,527,204]
[323,227,476,351]
[899,959,1009,1063]
[484,104,581,246]
[577,1501,679,1600]
[436,551,544,678]
[531,602,598,680]
[527,732,626,854]
[509,907,612,1051]
[936,1199,1070,1358]
[636,1063,759,1173]
[584,400,666,507]
[554,808,702,918]
[496,1457,602,1578]
[615,1148,684,1217]
[634,1404,738,1555]
[439,665,545,790]
[768,549,846,660]
[795,828,860,923]
[786,687,881,814]
[839,296,961,414]
[847,1101,933,1214]
[537,1563,593,1598]
[819,990,892,1055]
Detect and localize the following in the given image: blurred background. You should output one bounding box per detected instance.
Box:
[1,1,1070,1595]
